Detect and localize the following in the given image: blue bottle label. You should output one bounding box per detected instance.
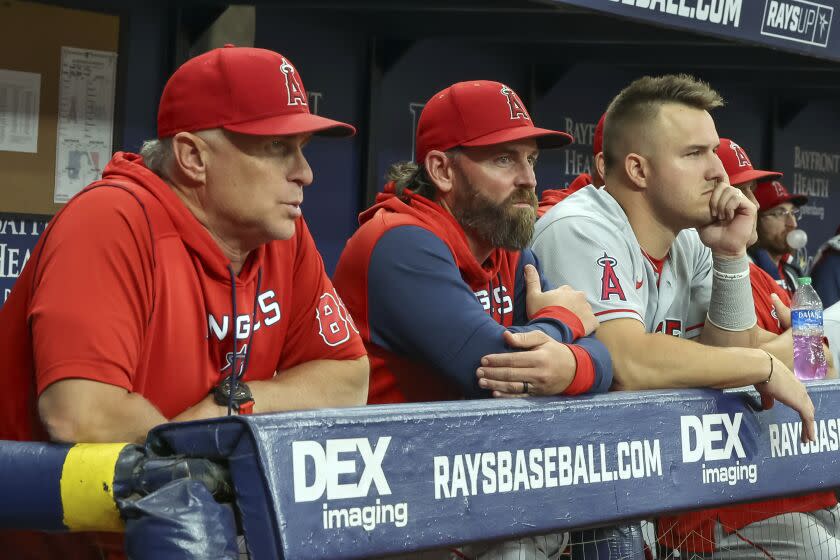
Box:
[792,309,823,330]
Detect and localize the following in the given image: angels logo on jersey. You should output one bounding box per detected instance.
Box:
[220,343,249,375]
[655,319,683,337]
[316,289,359,347]
[597,253,626,301]
[280,57,307,106]
[500,85,530,121]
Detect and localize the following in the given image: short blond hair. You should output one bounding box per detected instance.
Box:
[603,74,724,172]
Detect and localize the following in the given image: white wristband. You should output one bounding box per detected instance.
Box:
[712,268,750,281]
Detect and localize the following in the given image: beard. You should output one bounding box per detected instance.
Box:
[766,234,793,255]
[757,224,793,255]
[450,170,538,251]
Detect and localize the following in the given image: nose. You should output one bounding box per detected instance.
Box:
[291,146,314,188]
[708,152,726,184]
[516,160,537,191]
[787,213,798,227]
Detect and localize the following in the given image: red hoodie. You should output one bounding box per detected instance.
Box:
[0,152,365,558]
[334,184,608,405]
[0,153,364,559]
[1,152,363,441]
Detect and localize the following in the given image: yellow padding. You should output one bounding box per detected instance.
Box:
[60,443,128,532]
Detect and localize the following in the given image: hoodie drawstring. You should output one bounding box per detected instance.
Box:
[242,268,262,377]
[225,265,263,416]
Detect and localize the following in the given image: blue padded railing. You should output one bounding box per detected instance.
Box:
[148,380,840,559]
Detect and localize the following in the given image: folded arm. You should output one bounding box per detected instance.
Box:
[176,358,369,422]
[597,317,814,441]
[367,227,604,397]
[38,380,166,444]
[600,318,769,390]
[39,357,369,444]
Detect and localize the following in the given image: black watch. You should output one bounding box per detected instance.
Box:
[213,376,255,415]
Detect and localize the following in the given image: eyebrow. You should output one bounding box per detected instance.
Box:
[497,144,540,157]
[684,144,713,152]
[268,133,312,147]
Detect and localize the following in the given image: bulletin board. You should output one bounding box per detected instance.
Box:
[0,0,119,215]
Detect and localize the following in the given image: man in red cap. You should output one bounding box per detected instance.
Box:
[334,80,612,558]
[751,179,809,296]
[655,138,839,558]
[0,46,369,557]
[715,139,806,350]
[537,112,606,217]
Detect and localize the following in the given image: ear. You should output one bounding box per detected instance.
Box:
[625,152,649,190]
[593,152,606,185]
[170,132,209,186]
[424,150,455,196]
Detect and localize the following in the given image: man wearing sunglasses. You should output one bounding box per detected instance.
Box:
[750,179,808,297]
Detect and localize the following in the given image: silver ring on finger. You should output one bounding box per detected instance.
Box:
[522,381,529,394]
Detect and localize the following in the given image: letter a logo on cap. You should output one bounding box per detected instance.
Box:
[729,141,751,168]
[500,85,530,121]
[280,57,307,106]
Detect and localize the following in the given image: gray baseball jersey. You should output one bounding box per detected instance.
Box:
[531,185,712,339]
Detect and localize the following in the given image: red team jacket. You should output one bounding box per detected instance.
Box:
[0,152,365,558]
[334,184,611,405]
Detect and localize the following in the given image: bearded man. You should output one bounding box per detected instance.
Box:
[333,80,612,559]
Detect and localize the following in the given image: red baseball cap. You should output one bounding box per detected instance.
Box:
[157,46,355,139]
[755,179,807,210]
[717,138,781,185]
[415,80,573,163]
[593,113,606,156]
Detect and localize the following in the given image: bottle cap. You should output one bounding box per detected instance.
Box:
[798,277,812,285]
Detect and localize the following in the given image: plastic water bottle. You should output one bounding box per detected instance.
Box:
[791,277,827,380]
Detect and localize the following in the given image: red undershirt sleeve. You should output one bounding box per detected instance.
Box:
[531,306,585,339]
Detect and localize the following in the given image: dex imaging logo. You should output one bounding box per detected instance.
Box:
[761,0,833,48]
[680,413,758,486]
[681,413,745,463]
[292,437,392,502]
[292,437,410,532]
